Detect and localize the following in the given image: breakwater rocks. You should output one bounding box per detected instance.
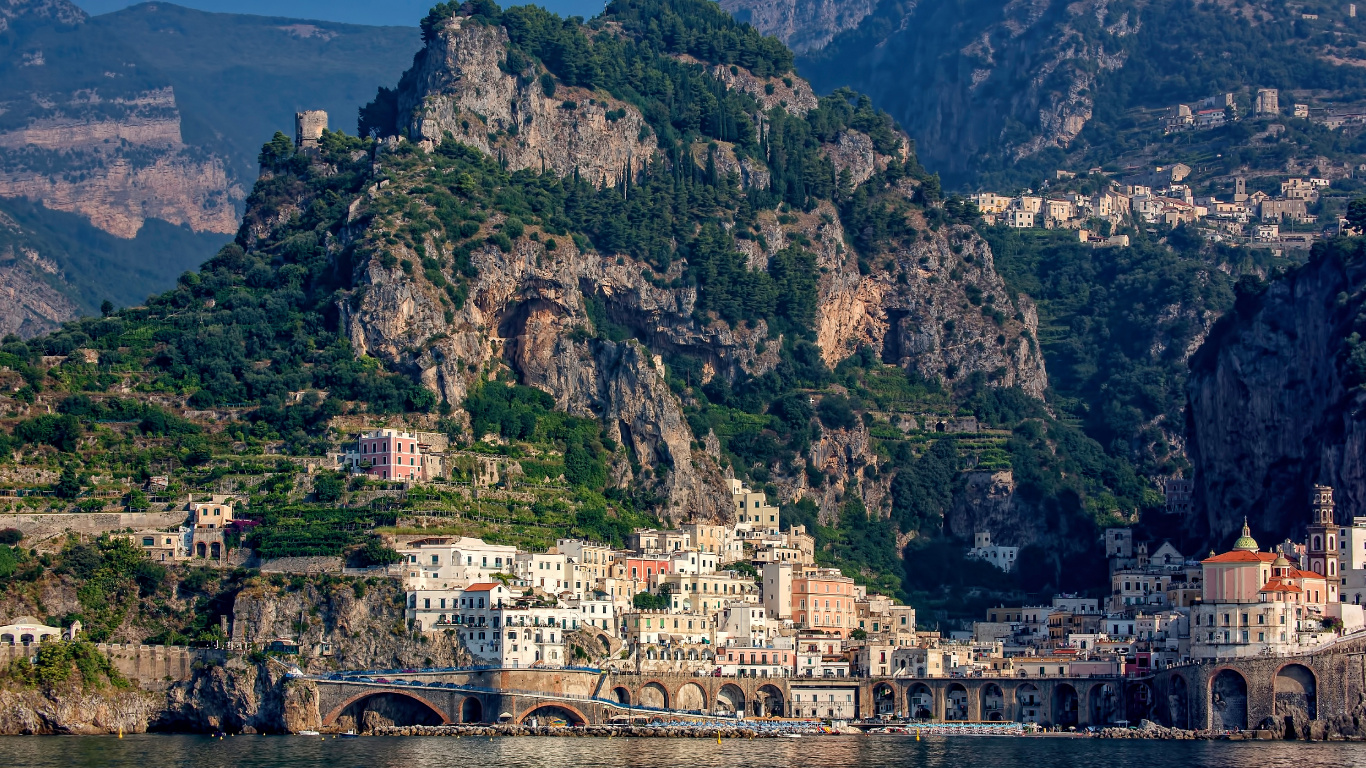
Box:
[1095,720,1287,740]
[366,724,831,738]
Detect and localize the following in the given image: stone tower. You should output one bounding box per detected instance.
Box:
[295,110,328,149]
[1255,88,1279,116]
[1307,484,1337,582]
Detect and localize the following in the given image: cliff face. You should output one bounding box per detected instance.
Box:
[228,578,469,673]
[0,686,161,735]
[796,0,1132,182]
[0,88,244,239]
[400,19,655,186]
[719,0,878,54]
[1187,242,1366,545]
[0,209,79,337]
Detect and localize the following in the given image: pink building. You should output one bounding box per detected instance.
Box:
[358,428,424,481]
[621,555,672,583]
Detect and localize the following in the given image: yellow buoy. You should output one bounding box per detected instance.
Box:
[916,729,920,741]
[118,727,123,739]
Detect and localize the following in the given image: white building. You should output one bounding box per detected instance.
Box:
[966,531,1019,572]
[716,601,773,647]
[790,685,858,719]
[399,536,520,589]
[515,551,569,594]
[661,570,758,613]
[556,538,617,582]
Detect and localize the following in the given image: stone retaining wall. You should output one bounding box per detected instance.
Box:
[0,511,188,544]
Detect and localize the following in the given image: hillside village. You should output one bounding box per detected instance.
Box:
[967,84,1366,253]
[7,410,1364,704]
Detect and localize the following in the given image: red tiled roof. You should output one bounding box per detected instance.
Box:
[1202,551,1277,564]
[1286,568,1327,580]
[1260,579,1302,593]
[465,582,503,591]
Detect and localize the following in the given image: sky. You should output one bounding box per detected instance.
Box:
[72,0,609,26]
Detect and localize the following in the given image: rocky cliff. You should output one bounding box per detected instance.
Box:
[796,0,1132,183]
[0,208,79,337]
[720,0,878,54]
[400,18,656,186]
[1187,240,1366,545]
[0,574,465,735]
[0,4,245,239]
[312,10,1045,522]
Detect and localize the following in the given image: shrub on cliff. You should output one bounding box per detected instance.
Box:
[4,640,129,690]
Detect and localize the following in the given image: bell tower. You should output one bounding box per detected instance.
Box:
[1307,484,1338,588]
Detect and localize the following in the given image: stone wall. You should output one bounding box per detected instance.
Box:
[0,642,209,686]
[0,511,188,545]
[258,556,343,574]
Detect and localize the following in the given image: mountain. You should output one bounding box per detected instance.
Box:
[734,0,1366,189]
[0,0,1178,618]
[0,0,418,330]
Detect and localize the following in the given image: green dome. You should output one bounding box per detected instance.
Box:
[1232,518,1259,552]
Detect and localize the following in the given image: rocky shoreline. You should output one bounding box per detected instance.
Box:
[367,724,836,738]
[1094,719,1365,741]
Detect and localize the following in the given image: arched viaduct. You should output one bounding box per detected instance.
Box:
[305,639,1366,734]
[310,669,1127,731]
[1147,636,1366,737]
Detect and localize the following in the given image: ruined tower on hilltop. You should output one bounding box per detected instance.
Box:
[295,110,328,149]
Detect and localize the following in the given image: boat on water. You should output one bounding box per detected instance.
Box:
[296,730,321,736]
[341,731,359,738]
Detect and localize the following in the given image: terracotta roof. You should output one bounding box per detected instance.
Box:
[1286,567,1327,580]
[1202,551,1277,564]
[1260,579,1302,593]
[465,582,503,591]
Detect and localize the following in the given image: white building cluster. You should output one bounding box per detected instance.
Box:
[399,480,920,678]
[969,167,1337,251]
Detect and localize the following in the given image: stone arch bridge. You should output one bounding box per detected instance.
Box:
[305,640,1366,734]
[308,669,1126,731]
[1145,636,1366,737]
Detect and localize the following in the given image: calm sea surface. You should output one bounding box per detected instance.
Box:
[6,735,1366,768]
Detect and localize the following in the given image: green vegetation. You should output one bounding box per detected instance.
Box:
[5,640,129,690]
[984,226,1238,477]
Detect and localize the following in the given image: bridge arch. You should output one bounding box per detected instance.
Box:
[873,682,897,717]
[1274,663,1317,737]
[324,689,450,729]
[518,703,588,726]
[1126,681,1154,724]
[1209,668,1248,731]
[908,682,933,720]
[1016,683,1041,723]
[611,686,631,706]
[756,684,785,717]
[461,696,484,724]
[715,683,746,715]
[946,683,969,720]
[675,682,707,713]
[1088,682,1119,725]
[1052,683,1079,728]
[638,680,670,710]
[980,683,1005,721]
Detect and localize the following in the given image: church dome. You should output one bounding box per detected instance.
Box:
[1232,518,1259,552]
[1273,553,1291,568]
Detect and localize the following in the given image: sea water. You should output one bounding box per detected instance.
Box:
[6,734,1366,768]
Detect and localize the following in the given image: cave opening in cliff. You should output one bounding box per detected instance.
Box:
[881,309,909,365]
